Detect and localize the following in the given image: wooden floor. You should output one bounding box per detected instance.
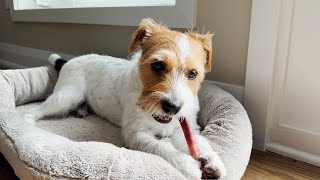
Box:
[242,149,320,180]
[0,150,319,179]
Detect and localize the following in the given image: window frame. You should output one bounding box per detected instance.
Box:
[9,0,197,28]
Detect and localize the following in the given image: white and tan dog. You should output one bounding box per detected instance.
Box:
[24,18,226,179]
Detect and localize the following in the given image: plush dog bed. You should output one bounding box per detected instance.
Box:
[0,66,252,180]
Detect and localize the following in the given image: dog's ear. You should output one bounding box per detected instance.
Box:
[129,18,167,53]
[187,32,213,73]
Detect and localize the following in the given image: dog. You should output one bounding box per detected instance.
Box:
[24,18,226,179]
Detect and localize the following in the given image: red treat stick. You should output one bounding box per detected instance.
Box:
[179,117,208,180]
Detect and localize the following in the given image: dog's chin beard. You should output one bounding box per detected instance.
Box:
[152,113,173,124]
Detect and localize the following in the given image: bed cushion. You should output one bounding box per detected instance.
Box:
[0,66,252,179]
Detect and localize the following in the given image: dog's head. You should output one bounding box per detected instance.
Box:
[129,18,213,124]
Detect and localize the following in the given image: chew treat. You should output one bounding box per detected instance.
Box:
[179,117,208,180]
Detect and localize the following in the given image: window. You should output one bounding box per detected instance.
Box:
[15,0,176,10]
[10,0,196,28]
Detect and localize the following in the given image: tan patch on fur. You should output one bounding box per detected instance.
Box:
[184,36,207,94]
[136,24,181,112]
[187,31,213,73]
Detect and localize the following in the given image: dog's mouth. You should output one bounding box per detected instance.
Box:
[152,114,173,124]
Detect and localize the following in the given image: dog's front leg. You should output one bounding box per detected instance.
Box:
[171,128,227,179]
[195,134,227,179]
[123,130,202,179]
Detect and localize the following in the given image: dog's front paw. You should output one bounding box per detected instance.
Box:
[200,153,226,179]
[170,153,202,180]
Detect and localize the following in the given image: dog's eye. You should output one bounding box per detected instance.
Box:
[188,70,198,80]
[151,61,165,72]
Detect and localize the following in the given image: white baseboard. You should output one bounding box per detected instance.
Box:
[0,42,244,103]
[267,142,320,167]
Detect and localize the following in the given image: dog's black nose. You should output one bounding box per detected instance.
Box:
[161,99,181,115]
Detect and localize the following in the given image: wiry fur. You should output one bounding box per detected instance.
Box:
[24,18,226,179]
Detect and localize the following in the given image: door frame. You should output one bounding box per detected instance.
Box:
[244,0,281,151]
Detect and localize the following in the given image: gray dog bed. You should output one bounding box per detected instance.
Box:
[0,66,252,179]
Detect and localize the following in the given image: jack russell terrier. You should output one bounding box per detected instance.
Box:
[24,18,226,179]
